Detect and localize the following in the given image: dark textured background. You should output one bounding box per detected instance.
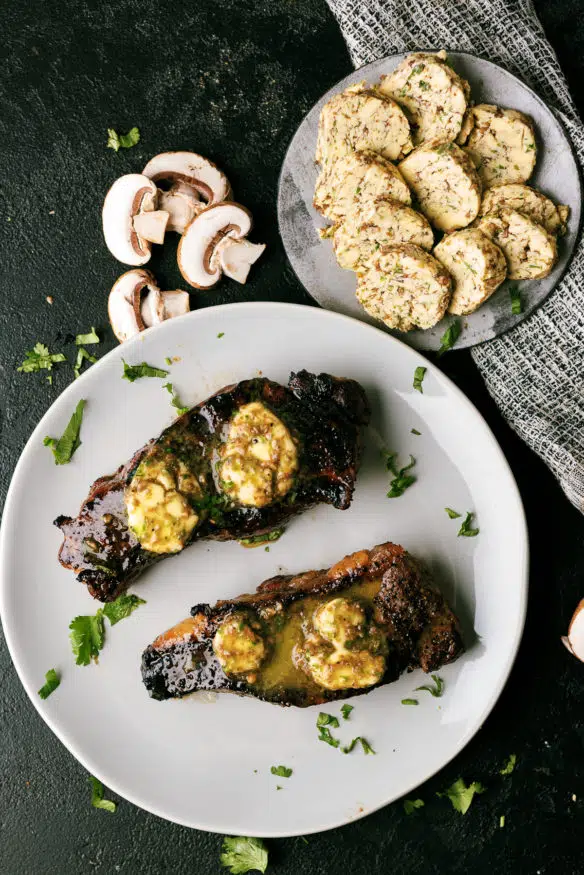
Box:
[1,1,583,872]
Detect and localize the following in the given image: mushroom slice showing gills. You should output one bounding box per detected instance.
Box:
[562,599,584,663]
[142,151,232,206]
[103,174,160,266]
[108,269,190,343]
[178,202,263,289]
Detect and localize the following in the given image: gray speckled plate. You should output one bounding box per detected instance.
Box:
[277,52,581,351]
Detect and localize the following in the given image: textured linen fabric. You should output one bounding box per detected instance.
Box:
[324,0,584,513]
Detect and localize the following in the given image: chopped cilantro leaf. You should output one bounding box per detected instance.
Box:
[73,347,97,379]
[386,453,416,498]
[102,594,146,626]
[69,610,105,665]
[317,712,339,729]
[122,360,169,382]
[240,528,284,548]
[220,836,268,874]
[500,753,516,776]
[38,668,60,700]
[404,798,424,814]
[162,382,189,416]
[44,399,86,465]
[341,704,354,720]
[445,507,461,519]
[418,80,430,91]
[217,332,225,338]
[415,674,444,697]
[509,285,522,315]
[413,365,427,393]
[458,511,479,537]
[107,126,140,152]
[318,726,340,748]
[411,428,421,435]
[500,815,505,828]
[89,776,117,813]
[341,736,375,755]
[165,357,173,365]
[270,765,293,778]
[18,342,66,382]
[438,777,485,814]
[437,320,461,357]
[401,698,419,706]
[75,327,99,346]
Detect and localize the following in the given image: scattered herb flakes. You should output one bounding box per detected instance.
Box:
[438,778,485,814]
[404,798,424,815]
[500,753,517,776]
[418,80,430,91]
[75,327,99,346]
[44,399,86,465]
[240,528,284,548]
[102,594,146,626]
[458,511,479,538]
[318,726,340,748]
[38,668,60,700]
[413,366,427,393]
[342,737,375,755]
[276,785,283,790]
[122,360,169,382]
[217,332,225,338]
[415,674,444,698]
[317,712,340,730]
[509,285,522,315]
[270,765,293,778]
[385,453,416,498]
[445,507,461,519]
[401,698,419,706]
[89,776,117,813]
[499,814,506,828]
[74,347,97,379]
[341,704,354,720]
[163,382,189,416]
[18,342,66,382]
[341,737,358,754]
[437,320,461,357]
[107,126,140,152]
[164,357,173,366]
[220,836,268,874]
[69,610,105,665]
[411,428,421,436]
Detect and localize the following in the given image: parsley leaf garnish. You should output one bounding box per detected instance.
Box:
[102,594,146,626]
[341,704,353,720]
[75,327,100,346]
[500,753,516,776]
[107,126,140,152]
[270,765,293,778]
[18,342,66,382]
[220,836,268,874]
[458,511,479,537]
[411,428,421,436]
[404,798,424,814]
[438,778,485,814]
[509,285,522,315]
[401,698,419,705]
[415,674,444,697]
[342,737,376,755]
[44,399,86,465]
[162,382,189,416]
[74,347,97,379]
[437,320,461,357]
[445,507,461,519]
[89,776,117,813]
[69,611,105,666]
[317,712,339,729]
[38,668,60,700]
[385,453,416,498]
[413,366,426,393]
[122,360,169,382]
[217,332,225,339]
[318,726,340,748]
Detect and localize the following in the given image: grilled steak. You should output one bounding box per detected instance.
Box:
[55,371,370,602]
[141,541,464,707]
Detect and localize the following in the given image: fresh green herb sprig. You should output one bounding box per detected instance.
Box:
[69,594,146,665]
[163,382,189,416]
[385,453,416,498]
[341,704,353,720]
[220,836,268,874]
[107,126,140,152]
[458,511,479,537]
[438,777,485,814]
[18,343,66,383]
[404,798,424,814]
[89,776,117,813]
[437,320,461,357]
[270,765,292,778]
[44,399,86,465]
[122,360,169,382]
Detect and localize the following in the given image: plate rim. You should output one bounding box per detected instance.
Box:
[277,49,582,352]
[0,301,529,835]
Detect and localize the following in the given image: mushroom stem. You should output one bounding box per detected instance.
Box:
[216,239,266,284]
[133,210,169,245]
[158,185,202,234]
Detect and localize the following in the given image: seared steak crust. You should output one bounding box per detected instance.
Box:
[55,371,370,602]
[141,542,464,707]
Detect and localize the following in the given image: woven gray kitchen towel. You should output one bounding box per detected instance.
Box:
[324,0,584,513]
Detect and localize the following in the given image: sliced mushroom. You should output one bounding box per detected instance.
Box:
[142,152,232,205]
[108,269,190,342]
[178,202,260,289]
[102,174,160,266]
[216,239,266,284]
[158,183,202,234]
[133,210,169,245]
[562,599,584,663]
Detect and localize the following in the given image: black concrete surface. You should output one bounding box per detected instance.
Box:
[1,1,583,873]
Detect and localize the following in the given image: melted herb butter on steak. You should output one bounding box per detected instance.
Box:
[218,401,298,507]
[125,449,203,554]
[213,612,267,677]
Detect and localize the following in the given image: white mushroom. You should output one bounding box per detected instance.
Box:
[178,202,264,289]
[108,269,190,342]
[102,174,162,265]
[158,182,202,234]
[142,151,232,205]
[216,239,266,284]
[562,599,584,663]
[133,210,169,245]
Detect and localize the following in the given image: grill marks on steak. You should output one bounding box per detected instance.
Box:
[55,371,370,602]
[141,542,464,707]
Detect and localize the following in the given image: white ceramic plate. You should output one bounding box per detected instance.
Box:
[277,52,582,351]
[0,302,528,836]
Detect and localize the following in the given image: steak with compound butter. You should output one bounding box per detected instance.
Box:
[141,542,464,707]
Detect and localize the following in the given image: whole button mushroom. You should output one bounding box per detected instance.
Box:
[102,174,169,266]
[178,202,265,289]
[108,269,190,343]
[562,599,584,663]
